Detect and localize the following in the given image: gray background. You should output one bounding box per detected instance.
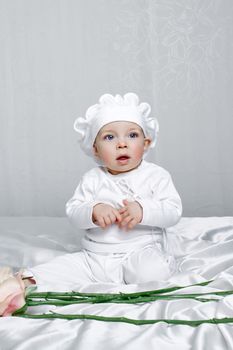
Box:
[0,0,232,217]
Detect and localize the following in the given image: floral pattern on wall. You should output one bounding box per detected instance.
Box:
[110,0,231,105]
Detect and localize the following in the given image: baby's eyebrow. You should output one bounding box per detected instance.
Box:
[101,129,115,134]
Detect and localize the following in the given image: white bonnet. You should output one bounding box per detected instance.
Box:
[74,93,159,158]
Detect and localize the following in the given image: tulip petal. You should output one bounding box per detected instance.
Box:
[0,270,26,317]
[0,267,13,284]
[2,292,26,317]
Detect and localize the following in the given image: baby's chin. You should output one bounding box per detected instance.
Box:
[106,160,143,175]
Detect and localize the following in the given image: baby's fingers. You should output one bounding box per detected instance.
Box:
[122,199,129,206]
[104,215,113,227]
[118,206,127,214]
[126,218,137,230]
[119,215,132,229]
[113,209,122,223]
[97,216,106,229]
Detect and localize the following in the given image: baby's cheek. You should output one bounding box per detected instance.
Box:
[134,147,144,160]
[102,150,113,164]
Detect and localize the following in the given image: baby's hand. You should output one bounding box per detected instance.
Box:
[92,203,122,229]
[118,199,143,230]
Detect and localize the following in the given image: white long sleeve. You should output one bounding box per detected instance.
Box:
[66,161,182,253]
[137,173,182,228]
[66,173,100,230]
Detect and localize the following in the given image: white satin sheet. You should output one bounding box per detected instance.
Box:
[1,216,233,349]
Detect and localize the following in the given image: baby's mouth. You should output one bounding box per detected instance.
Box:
[116,155,130,161]
[116,155,130,164]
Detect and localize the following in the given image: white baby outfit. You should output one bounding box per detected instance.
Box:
[30,160,182,290]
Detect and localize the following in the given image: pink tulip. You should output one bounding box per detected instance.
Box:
[0,268,26,317]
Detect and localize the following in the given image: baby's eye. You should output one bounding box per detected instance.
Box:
[129,132,139,138]
[104,134,114,141]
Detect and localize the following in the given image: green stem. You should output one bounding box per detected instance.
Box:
[26,294,218,307]
[28,280,213,300]
[15,313,233,327]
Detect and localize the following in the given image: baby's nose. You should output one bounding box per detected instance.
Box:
[117,139,128,148]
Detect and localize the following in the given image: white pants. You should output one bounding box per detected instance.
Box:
[29,243,176,291]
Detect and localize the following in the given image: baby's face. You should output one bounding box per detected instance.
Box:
[93,121,151,175]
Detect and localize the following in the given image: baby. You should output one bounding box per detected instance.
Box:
[30,93,182,289]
